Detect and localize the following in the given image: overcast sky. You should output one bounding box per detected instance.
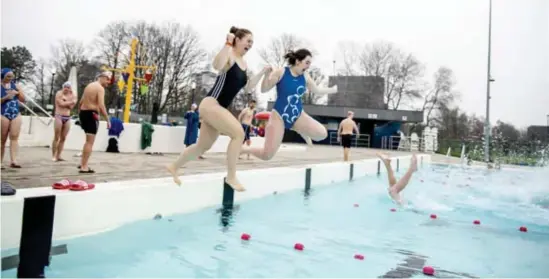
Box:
[2,0,548,128]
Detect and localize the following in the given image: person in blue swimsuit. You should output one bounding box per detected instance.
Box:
[242,49,338,160]
[1,68,26,169]
[166,26,269,191]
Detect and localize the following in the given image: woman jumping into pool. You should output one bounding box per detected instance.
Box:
[377,153,418,205]
[241,49,338,160]
[166,26,269,191]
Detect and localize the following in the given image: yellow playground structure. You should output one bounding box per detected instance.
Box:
[102,38,156,123]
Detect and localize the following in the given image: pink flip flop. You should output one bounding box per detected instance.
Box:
[69,180,95,191]
[52,179,72,190]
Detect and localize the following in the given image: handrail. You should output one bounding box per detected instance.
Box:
[19,95,54,126]
[329,131,370,147]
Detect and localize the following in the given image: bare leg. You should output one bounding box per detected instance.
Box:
[245,140,251,159]
[377,152,397,186]
[166,122,219,185]
[344,147,350,161]
[391,154,418,194]
[55,121,71,161]
[1,116,10,166]
[168,98,245,191]
[8,115,22,165]
[80,134,96,171]
[241,111,285,161]
[52,118,62,160]
[291,111,328,142]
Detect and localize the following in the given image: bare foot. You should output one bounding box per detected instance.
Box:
[225,176,245,192]
[376,152,391,165]
[304,136,313,147]
[165,164,182,186]
[411,154,418,171]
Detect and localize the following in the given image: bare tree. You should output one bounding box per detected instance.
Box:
[421,66,458,126]
[387,51,424,109]
[336,41,361,75]
[128,21,207,115]
[49,39,94,104]
[337,40,424,109]
[29,59,50,108]
[94,21,131,108]
[257,33,313,67]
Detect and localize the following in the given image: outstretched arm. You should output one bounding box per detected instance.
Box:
[245,67,268,93]
[305,72,338,96]
[260,67,283,93]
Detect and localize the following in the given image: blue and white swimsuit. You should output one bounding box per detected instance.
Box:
[272,67,307,129]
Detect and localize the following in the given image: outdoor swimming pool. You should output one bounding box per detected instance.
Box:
[2,162,548,278]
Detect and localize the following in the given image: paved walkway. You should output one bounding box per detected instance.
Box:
[1,145,433,189]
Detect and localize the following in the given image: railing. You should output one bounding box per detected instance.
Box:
[19,96,54,127]
[380,135,425,152]
[328,131,371,148]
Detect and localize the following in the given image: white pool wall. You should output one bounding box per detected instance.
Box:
[1,154,431,250]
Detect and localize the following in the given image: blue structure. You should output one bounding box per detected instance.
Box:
[371,121,402,149]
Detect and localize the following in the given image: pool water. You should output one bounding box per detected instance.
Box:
[2,163,549,278]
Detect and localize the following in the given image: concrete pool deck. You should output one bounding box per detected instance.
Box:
[1,145,453,189]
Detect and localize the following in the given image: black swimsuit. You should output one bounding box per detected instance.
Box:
[206,62,248,108]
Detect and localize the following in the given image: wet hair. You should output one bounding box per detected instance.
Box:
[284,49,312,66]
[229,26,252,45]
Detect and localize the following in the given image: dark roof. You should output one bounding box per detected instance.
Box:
[267,102,424,122]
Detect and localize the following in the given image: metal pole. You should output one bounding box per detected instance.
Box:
[49,73,55,104]
[484,0,493,163]
[123,38,138,123]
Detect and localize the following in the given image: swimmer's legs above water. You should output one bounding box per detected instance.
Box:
[377,152,418,205]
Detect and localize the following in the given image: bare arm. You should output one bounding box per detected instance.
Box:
[353,121,360,137]
[14,84,25,102]
[55,91,72,107]
[212,45,233,71]
[305,72,338,96]
[67,94,77,109]
[260,68,283,93]
[237,108,247,122]
[337,120,343,138]
[1,90,16,103]
[244,68,267,93]
[97,86,109,121]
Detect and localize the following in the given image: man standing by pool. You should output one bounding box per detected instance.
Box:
[337,111,359,161]
[78,72,111,173]
[238,99,256,160]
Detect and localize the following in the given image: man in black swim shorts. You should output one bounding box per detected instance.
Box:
[337,111,359,161]
[77,72,111,173]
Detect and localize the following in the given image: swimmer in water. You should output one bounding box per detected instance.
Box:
[377,152,418,205]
